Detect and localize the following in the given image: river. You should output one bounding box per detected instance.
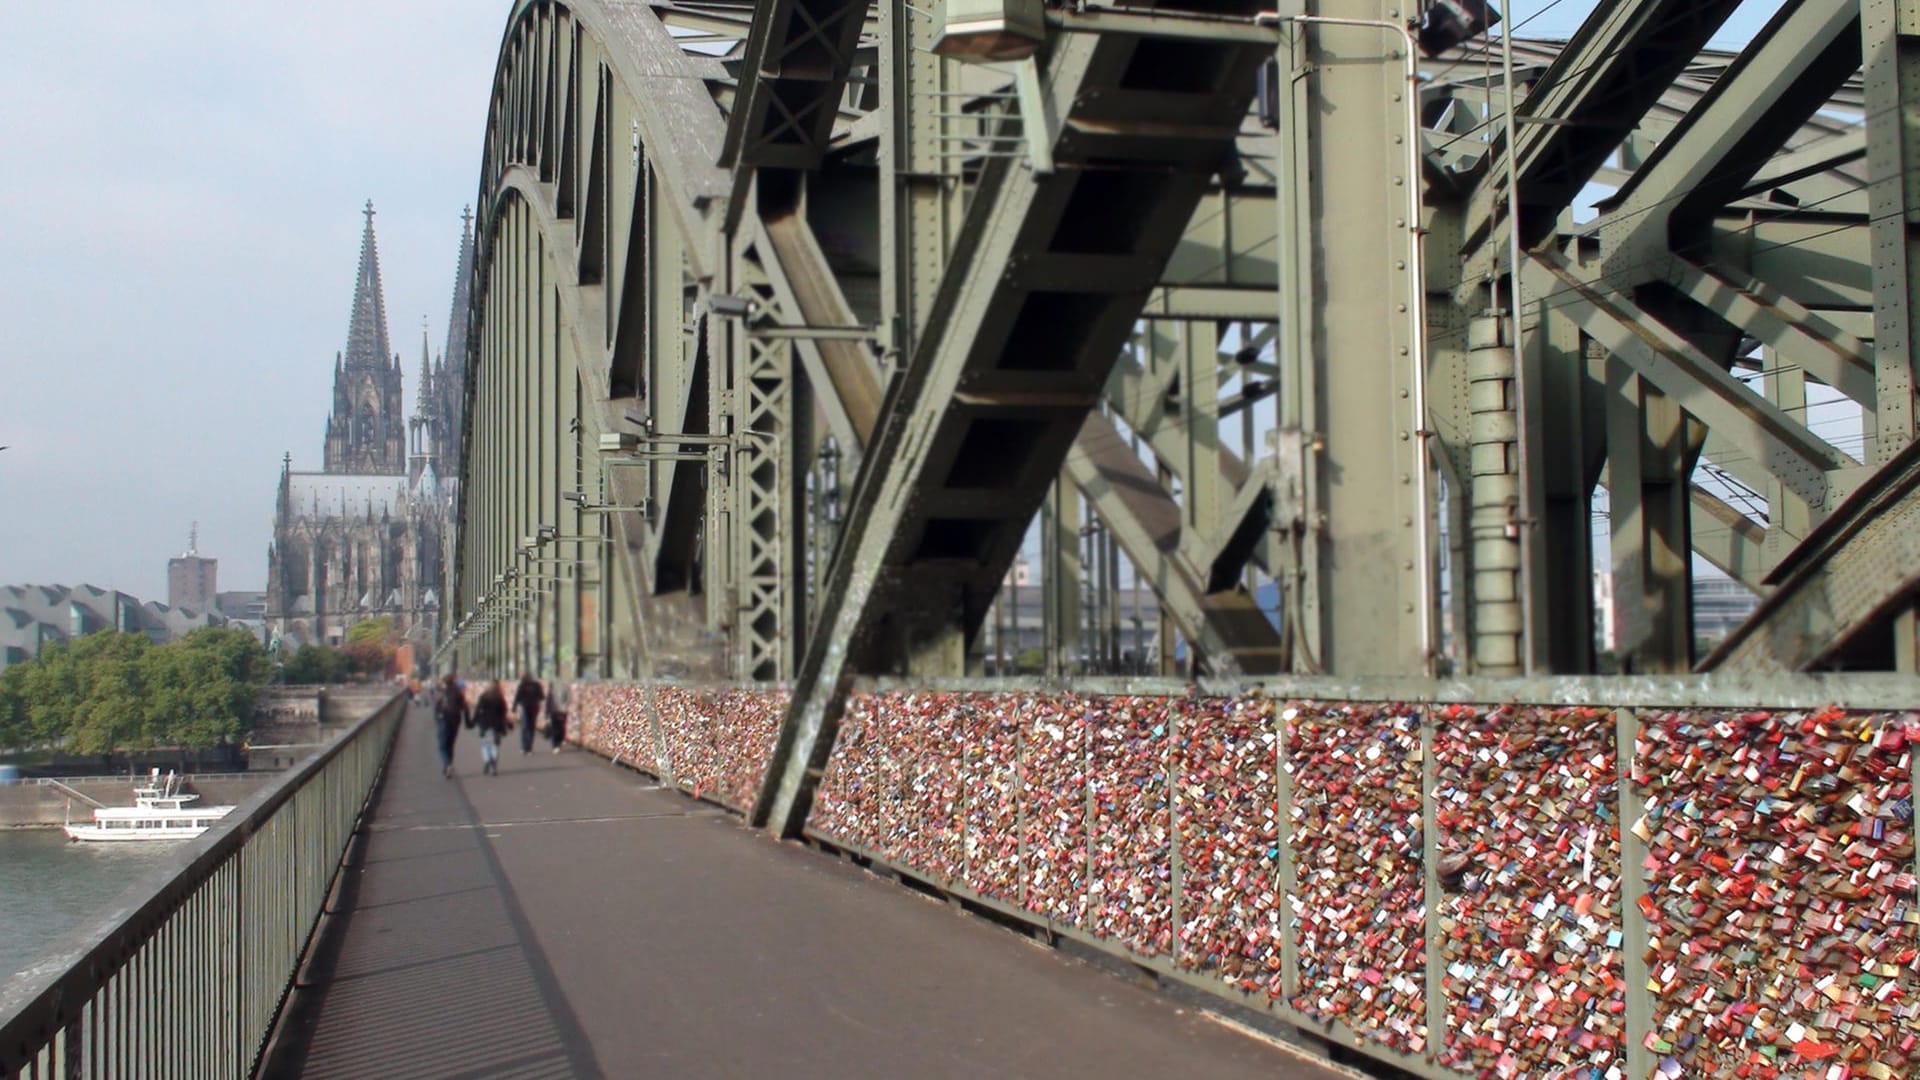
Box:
[0,828,189,983]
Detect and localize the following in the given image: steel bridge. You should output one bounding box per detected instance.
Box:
[420,0,1920,1076]
[446,0,1919,803]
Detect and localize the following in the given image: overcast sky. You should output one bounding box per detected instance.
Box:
[0,1,1785,602]
[0,3,502,600]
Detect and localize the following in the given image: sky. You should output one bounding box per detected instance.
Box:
[0,0,1791,603]
[0,4,503,600]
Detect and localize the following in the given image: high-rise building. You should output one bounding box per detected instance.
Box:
[265,203,473,651]
[166,524,218,612]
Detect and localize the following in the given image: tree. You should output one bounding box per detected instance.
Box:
[281,643,351,684]
[339,639,395,679]
[59,633,152,755]
[346,617,396,645]
[0,630,271,753]
[140,645,248,749]
[0,665,26,750]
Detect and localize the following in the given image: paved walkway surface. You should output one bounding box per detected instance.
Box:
[276,703,1347,1080]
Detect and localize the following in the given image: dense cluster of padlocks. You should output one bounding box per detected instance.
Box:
[569,683,785,811]
[1434,704,1623,1078]
[1635,708,1919,1079]
[1287,702,1430,1052]
[570,684,1920,1080]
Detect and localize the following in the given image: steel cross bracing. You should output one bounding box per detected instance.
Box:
[450,0,1920,832]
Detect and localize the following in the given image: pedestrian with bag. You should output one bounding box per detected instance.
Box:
[513,674,545,755]
[546,679,571,752]
[433,672,469,778]
[473,680,511,776]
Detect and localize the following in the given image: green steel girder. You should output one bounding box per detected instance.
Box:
[1064,413,1284,675]
[1525,252,1857,509]
[1705,439,1920,671]
[758,17,1273,836]
[1593,0,1862,265]
[1689,482,1770,591]
[451,0,1920,787]
[719,0,872,171]
[1463,0,1746,254]
[1862,0,1920,462]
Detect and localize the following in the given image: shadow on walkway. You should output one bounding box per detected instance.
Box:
[272,704,1343,1080]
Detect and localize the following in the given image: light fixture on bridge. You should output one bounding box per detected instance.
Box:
[706,293,760,321]
[933,0,1044,62]
[622,410,655,435]
[1417,0,1500,57]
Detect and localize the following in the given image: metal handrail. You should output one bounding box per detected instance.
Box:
[0,692,405,1078]
[0,772,265,788]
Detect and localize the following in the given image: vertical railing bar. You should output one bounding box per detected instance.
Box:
[1016,700,1028,912]
[131,935,144,1080]
[231,847,244,1080]
[1275,699,1298,1004]
[1082,696,1095,930]
[961,701,972,890]
[1421,704,1444,1061]
[1167,699,1182,967]
[126,943,135,1080]
[1618,706,1653,1080]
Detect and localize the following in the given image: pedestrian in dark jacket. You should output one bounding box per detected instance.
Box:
[513,674,546,755]
[434,674,469,778]
[546,680,571,752]
[473,681,511,776]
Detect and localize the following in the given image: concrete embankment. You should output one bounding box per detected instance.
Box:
[0,777,272,829]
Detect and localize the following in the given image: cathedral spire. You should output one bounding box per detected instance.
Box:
[444,206,475,373]
[417,322,433,406]
[343,200,393,372]
[323,202,407,474]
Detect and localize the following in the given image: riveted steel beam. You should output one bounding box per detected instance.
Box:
[1706,440,1920,671]
[758,14,1272,836]
[721,0,872,171]
[1463,0,1746,255]
[1862,0,1920,462]
[1525,253,1857,510]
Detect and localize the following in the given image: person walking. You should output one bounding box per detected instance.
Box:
[473,680,511,776]
[433,673,469,778]
[513,674,546,755]
[546,679,571,752]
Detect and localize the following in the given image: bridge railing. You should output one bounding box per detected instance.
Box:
[571,674,1919,1080]
[0,691,405,1080]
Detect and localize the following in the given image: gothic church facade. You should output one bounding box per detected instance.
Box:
[266,203,473,653]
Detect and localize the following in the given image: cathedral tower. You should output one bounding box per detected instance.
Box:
[323,201,407,475]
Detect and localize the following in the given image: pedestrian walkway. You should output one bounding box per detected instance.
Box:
[273,703,1348,1079]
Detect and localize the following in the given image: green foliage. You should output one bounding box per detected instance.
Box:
[279,643,356,684]
[345,616,396,645]
[0,665,26,750]
[339,639,394,678]
[0,630,271,753]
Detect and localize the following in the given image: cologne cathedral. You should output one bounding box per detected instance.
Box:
[265,203,473,653]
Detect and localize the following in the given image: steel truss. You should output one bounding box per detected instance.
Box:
[450,0,1920,835]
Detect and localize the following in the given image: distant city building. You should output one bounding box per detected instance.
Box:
[214,590,270,644]
[215,591,268,621]
[166,524,218,612]
[0,584,227,669]
[1591,570,1757,657]
[265,202,472,652]
[1692,575,1760,644]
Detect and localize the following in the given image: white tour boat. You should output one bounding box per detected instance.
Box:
[63,770,236,842]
